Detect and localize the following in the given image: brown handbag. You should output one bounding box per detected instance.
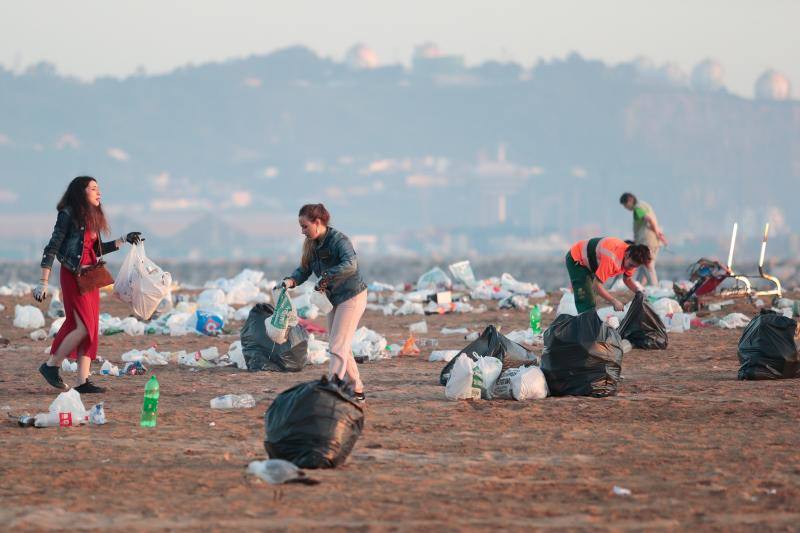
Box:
[76,240,115,294]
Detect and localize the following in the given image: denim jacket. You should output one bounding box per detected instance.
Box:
[40,207,119,273]
[289,226,367,306]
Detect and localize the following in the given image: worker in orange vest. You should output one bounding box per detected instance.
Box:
[566,237,651,314]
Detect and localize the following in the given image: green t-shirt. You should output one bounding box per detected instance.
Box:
[633,201,659,249]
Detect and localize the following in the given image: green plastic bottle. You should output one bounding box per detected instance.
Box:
[529,305,542,334]
[140,375,159,427]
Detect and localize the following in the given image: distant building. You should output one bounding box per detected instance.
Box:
[754,70,791,101]
[691,59,725,92]
[345,43,379,70]
[412,42,465,77]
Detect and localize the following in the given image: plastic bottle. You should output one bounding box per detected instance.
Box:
[140,375,159,427]
[529,304,542,334]
[210,394,256,409]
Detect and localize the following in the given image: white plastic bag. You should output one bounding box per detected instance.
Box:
[445,354,481,401]
[306,334,330,365]
[474,356,503,399]
[48,389,88,426]
[556,291,578,316]
[310,290,333,315]
[511,366,549,400]
[13,305,45,329]
[115,244,172,320]
[266,287,298,344]
[493,366,549,400]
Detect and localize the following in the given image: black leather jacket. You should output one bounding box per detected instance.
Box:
[40,207,119,273]
[289,226,367,306]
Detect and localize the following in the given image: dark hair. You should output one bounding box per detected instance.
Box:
[619,192,637,205]
[626,244,651,265]
[298,204,331,270]
[56,176,110,235]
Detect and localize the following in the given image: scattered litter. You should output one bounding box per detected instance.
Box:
[210,394,256,409]
[306,335,330,365]
[13,305,45,329]
[61,359,78,373]
[352,327,389,360]
[556,291,578,316]
[89,402,106,425]
[399,335,420,356]
[34,389,88,428]
[719,313,751,329]
[492,365,548,400]
[612,486,632,497]
[29,329,47,341]
[448,260,478,289]
[409,320,428,334]
[417,267,452,292]
[441,327,469,335]
[429,350,459,362]
[505,329,544,347]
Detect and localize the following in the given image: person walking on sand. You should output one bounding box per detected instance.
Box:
[619,192,668,286]
[34,176,143,393]
[281,204,368,402]
[566,237,651,314]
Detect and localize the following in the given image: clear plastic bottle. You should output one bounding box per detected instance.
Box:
[210,394,256,409]
[140,375,159,427]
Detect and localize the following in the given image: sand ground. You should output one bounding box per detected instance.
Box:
[0,291,799,531]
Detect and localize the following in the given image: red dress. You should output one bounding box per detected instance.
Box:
[51,228,101,360]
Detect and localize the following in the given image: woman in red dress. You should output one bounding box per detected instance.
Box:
[33,177,142,393]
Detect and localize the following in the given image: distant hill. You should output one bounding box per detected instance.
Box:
[0,47,797,260]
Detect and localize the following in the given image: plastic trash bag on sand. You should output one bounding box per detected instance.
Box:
[352,327,388,360]
[264,378,364,469]
[719,313,751,329]
[306,334,330,365]
[13,305,45,329]
[651,298,682,317]
[394,301,425,316]
[541,311,624,397]
[226,340,247,370]
[242,303,308,372]
[737,310,799,380]
[417,267,452,292]
[445,354,481,401]
[473,356,503,399]
[556,291,578,317]
[618,292,668,350]
[506,329,544,347]
[266,288,299,344]
[492,366,549,400]
[439,325,535,385]
[448,260,478,289]
[429,350,459,362]
[38,389,88,427]
[500,273,539,295]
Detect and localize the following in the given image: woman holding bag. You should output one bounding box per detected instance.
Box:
[282,204,368,401]
[34,176,142,393]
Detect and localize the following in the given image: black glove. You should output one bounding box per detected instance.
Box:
[125,232,143,245]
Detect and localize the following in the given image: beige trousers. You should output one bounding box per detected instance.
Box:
[327,290,368,392]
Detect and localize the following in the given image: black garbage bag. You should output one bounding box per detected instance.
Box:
[540,311,623,397]
[264,378,365,469]
[737,310,799,380]
[240,303,309,372]
[439,325,534,385]
[618,291,668,350]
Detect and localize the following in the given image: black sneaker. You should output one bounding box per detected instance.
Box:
[39,363,68,390]
[352,391,366,402]
[74,380,106,394]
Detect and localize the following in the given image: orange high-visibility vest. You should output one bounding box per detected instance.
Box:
[570,237,635,283]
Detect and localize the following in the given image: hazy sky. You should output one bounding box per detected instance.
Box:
[1,0,796,97]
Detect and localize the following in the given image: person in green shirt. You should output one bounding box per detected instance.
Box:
[619,192,668,286]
